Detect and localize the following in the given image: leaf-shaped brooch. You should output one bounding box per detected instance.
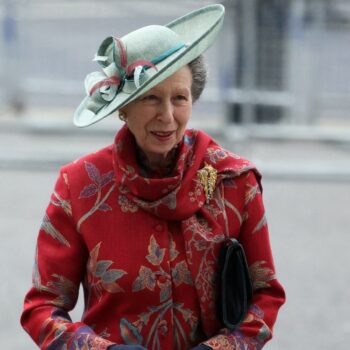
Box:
[197,163,217,204]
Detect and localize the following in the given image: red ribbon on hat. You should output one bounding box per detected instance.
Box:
[89,37,157,97]
[89,75,121,96]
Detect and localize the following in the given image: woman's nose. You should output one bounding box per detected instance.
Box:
[157,100,174,122]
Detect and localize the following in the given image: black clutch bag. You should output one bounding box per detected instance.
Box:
[217,238,253,330]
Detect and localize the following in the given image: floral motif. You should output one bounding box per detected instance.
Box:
[132,266,157,292]
[62,172,69,187]
[206,147,229,164]
[257,323,271,343]
[252,214,267,234]
[41,214,70,247]
[86,242,127,304]
[249,261,276,290]
[115,139,123,154]
[77,162,116,231]
[39,309,70,349]
[185,216,223,243]
[132,236,172,302]
[51,191,72,217]
[169,238,179,261]
[120,318,144,345]
[39,309,112,350]
[33,250,78,309]
[172,261,193,287]
[183,132,196,146]
[146,236,166,266]
[120,301,198,350]
[224,197,243,226]
[184,216,224,307]
[241,305,271,342]
[32,247,44,292]
[123,235,197,349]
[45,274,78,309]
[204,330,263,350]
[118,194,138,213]
[245,182,260,205]
[188,178,204,204]
[80,162,114,198]
[247,304,265,320]
[120,164,138,182]
[133,190,178,212]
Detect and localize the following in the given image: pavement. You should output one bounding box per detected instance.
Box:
[1,109,350,350]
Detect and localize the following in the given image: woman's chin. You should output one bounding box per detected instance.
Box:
[146,148,173,159]
[143,143,177,161]
[148,140,177,154]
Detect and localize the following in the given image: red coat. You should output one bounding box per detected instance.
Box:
[21,127,285,350]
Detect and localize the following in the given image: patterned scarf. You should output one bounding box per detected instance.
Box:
[113,125,258,335]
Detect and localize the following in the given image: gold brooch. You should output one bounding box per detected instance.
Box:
[197,163,217,204]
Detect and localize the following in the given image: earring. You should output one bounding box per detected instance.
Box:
[118,111,127,122]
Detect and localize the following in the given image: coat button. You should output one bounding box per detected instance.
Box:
[158,320,168,336]
[154,224,164,232]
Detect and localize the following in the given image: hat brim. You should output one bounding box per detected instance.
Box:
[74,4,225,127]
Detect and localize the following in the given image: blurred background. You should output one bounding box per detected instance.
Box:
[0,0,350,349]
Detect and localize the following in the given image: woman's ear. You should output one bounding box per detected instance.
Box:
[118,110,127,122]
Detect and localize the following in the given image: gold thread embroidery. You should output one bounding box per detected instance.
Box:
[197,163,217,204]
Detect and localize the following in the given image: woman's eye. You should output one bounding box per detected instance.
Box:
[143,95,158,101]
[175,95,187,101]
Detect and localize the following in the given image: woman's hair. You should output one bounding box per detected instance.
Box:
[188,54,207,103]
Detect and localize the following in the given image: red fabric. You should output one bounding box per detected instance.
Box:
[21,126,285,350]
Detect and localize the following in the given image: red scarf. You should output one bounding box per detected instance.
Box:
[113,125,258,335]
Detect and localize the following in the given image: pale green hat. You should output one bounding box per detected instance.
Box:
[74,4,225,127]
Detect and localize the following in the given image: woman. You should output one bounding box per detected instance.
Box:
[21,4,285,350]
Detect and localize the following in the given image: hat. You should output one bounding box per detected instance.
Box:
[74,4,225,127]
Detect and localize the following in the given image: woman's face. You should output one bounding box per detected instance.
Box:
[121,65,193,163]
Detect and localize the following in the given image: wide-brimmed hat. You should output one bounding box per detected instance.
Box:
[74,4,225,127]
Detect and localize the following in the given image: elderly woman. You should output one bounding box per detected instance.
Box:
[21,4,285,350]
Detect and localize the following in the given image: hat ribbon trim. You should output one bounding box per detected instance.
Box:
[151,42,186,65]
[89,75,121,96]
[126,60,157,77]
[86,41,186,113]
[88,59,156,97]
[114,37,128,68]
[89,37,157,96]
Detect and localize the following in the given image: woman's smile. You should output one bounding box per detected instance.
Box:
[150,130,176,142]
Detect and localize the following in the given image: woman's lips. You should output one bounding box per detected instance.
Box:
[151,131,175,141]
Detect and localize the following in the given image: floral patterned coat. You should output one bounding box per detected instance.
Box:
[21,127,285,350]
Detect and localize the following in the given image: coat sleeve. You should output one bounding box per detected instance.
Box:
[20,169,115,350]
[202,170,286,350]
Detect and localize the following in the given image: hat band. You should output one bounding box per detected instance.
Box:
[151,42,186,65]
